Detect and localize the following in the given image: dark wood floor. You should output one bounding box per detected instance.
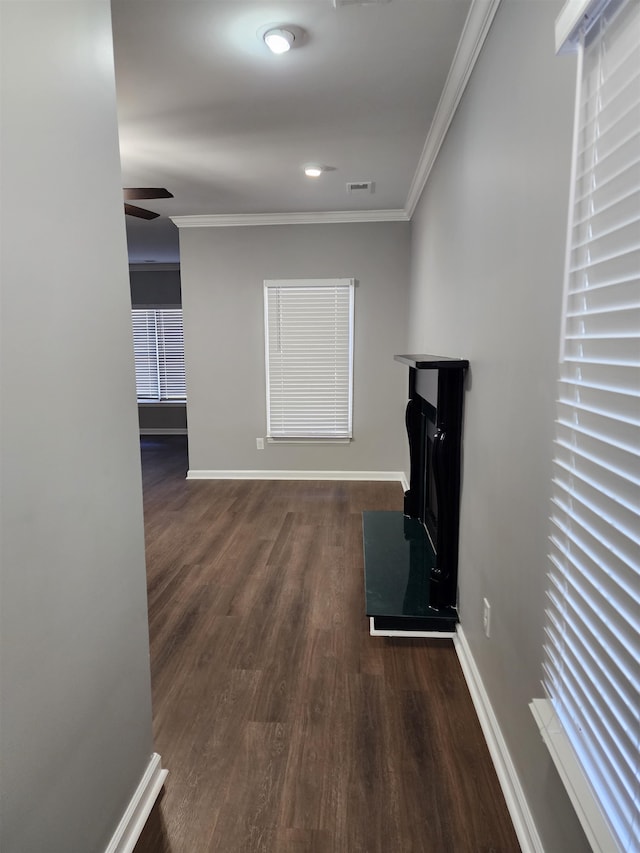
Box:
[134,436,520,853]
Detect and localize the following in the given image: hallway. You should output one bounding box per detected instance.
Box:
[134,437,519,852]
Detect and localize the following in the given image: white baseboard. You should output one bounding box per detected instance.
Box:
[453,628,544,853]
[400,473,409,493]
[369,617,456,639]
[186,469,406,482]
[104,753,168,853]
[140,428,187,435]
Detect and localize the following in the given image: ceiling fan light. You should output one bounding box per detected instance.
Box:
[264,28,295,54]
[304,165,324,178]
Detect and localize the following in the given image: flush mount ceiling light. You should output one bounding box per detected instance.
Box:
[304,164,324,177]
[264,27,295,54]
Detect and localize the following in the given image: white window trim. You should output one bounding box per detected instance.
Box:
[263,278,355,442]
[533,2,640,851]
[265,437,351,445]
[555,0,612,54]
[530,699,619,852]
[137,401,187,408]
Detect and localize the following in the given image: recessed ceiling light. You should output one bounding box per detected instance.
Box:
[264,28,295,54]
[304,165,324,178]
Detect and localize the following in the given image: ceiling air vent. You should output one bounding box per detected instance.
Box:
[346,181,375,194]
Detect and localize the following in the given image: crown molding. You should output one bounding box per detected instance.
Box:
[169,0,499,232]
[404,0,502,218]
[171,209,409,229]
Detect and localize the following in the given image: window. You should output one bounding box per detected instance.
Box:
[531,1,640,851]
[264,278,354,439]
[131,308,186,401]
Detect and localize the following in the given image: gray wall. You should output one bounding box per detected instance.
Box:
[0,3,154,851]
[130,267,187,433]
[138,403,188,433]
[130,267,182,307]
[179,222,410,474]
[408,2,589,850]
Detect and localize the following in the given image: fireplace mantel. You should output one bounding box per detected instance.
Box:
[394,354,469,370]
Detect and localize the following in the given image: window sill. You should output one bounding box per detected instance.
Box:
[267,437,352,445]
[530,699,619,852]
[137,401,187,407]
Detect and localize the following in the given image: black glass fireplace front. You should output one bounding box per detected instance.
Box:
[396,354,468,611]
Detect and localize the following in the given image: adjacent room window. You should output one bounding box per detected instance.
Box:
[131,308,187,401]
[532,1,639,851]
[264,278,354,439]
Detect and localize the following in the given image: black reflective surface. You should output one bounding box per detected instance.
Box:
[362,511,457,622]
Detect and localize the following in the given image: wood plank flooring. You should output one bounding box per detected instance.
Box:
[134,436,520,853]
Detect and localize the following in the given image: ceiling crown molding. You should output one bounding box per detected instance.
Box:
[404,0,502,218]
[170,0,499,231]
[171,210,409,228]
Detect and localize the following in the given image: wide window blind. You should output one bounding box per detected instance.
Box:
[538,1,640,850]
[264,279,354,439]
[131,308,187,401]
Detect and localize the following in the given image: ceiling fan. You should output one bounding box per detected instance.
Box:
[123,188,173,220]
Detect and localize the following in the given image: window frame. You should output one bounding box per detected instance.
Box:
[531,2,640,851]
[131,307,187,403]
[263,278,355,442]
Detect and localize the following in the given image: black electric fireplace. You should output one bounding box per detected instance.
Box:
[362,354,468,633]
[400,354,468,610]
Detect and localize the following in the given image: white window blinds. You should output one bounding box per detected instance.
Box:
[264,279,354,439]
[537,1,640,851]
[131,308,187,401]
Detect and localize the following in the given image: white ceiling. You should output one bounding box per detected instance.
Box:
[111,0,474,263]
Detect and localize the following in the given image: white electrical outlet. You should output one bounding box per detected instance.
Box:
[256,437,264,450]
[483,598,491,637]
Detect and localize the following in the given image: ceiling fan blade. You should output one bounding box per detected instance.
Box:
[124,202,160,220]
[123,188,173,200]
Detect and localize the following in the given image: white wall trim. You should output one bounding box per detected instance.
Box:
[171,209,409,229]
[555,0,609,53]
[168,0,501,230]
[404,0,502,217]
[453,628,544,853]
[139,428,188,435]
[186,469,405,482]
[104,753,168,853]
[400,473,409,493]
[530,699,617,852]
[137,402,186,408]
